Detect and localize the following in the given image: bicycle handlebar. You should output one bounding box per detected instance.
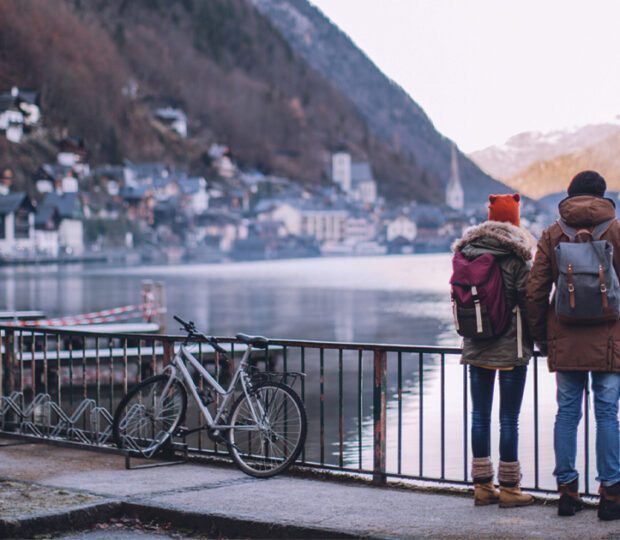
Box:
[173,314,228,355]
[173,314,193,331]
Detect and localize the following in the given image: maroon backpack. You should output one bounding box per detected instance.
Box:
[450,252,511,339]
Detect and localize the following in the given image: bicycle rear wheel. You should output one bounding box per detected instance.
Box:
[112,374,187,458]
[227,381,307,477]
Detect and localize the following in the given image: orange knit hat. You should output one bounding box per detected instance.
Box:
[488,193,520,226]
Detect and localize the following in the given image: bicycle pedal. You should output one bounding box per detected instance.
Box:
[207,428,228,445]
[173,426,189,437]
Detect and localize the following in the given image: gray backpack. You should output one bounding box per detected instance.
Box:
[555,218,620,324]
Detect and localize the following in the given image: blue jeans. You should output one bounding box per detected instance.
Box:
[469,365,528,462]
[554,371,620,486]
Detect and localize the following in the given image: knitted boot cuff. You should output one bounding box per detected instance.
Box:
[472,457,493,482]
[498,461,521,486]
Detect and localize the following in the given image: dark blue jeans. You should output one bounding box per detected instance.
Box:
[469,365,528,462]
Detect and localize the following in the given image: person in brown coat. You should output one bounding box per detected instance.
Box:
[525,170,620,520]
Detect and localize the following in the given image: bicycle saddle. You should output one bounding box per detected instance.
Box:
[236,333,269,349]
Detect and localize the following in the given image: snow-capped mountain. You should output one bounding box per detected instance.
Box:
[469,118,620,183]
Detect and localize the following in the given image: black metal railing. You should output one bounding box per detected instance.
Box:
[0,326,597,495]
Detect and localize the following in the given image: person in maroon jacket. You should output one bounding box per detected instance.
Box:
[526,170,620,520]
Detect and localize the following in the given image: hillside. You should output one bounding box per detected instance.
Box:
[505,130,620,199]
[249,0,511,206]
[0,0,448,203]
[469,121,620,182]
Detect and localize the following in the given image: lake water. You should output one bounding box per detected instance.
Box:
[0,254,598,491]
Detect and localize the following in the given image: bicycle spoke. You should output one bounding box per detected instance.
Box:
[113,375,187,458]
[228,382,306,477]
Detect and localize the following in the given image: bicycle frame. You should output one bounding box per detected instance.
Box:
[161,342,262,432]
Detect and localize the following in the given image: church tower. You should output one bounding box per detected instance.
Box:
[446,144,464,210]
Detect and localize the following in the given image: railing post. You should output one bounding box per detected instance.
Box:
[373,349,387,485]
[154,281,167,334]
[163,340,173,367]
[3,329,15,397]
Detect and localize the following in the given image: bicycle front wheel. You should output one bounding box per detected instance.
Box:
[228,381,307,477]
[112,374,187,458]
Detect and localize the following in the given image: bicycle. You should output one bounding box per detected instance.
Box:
[112,315,307,478]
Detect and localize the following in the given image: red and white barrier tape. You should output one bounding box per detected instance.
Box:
[2,303,163,327]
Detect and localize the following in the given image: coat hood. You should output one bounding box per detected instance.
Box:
[558,195,616,228]
[451,220,536,262]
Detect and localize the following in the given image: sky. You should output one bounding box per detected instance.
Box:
[309,0,620,153]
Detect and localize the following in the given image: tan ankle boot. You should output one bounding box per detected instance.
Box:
[472,457,498,506]
[474,481,500,506]
[499,485,534,508]
[498,461,534,508]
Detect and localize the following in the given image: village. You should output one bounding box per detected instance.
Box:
[0,86,550,265]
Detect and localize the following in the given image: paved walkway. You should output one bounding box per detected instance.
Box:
[1,438,619,539]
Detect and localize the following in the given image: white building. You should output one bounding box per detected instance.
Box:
[0,193,36,254]
[37,192,85,255]
[179,177,209,214]
[0,87,41,143]
[332,152,352,193]
[386,214,417,242]
[0,106,23,143]
[194,210,248,252]
[154,107,188,138]
[266,201,348,243]
[350,162,378,205]
[345,213,377,242]
[332,153,378,205]
[446,144,464,211]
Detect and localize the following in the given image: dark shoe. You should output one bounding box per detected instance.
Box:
[599,481,620,521]
[558,478,582,517]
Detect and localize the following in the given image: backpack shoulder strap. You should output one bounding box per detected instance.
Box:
[593,218,616,240]
[556,220,577,241]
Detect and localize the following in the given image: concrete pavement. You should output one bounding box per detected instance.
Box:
[1,438,619,539]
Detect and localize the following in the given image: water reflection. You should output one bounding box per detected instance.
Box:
[0,255,594,491]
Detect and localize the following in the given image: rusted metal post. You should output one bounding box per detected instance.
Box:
[142,280,154,323]
[0,330,5,398]
[163,340,173,367]
[154,281,167,334]
[373,349,387,485]
[4,330,15,397]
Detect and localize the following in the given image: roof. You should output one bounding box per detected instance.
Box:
[41,164,73,179]
[35,205,60,228]
[0,95,15,113]
[0,193,33,215]
[155,107,186,120]
[40,192,82,219]
[124,162,169,180]
[178,177,206,195]
[195,209,241,226]
[120,185,148,201]
[351,162,375,185]
[93,165,124,182]
[15,89,38,105]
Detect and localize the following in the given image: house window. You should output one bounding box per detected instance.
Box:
[0,216,5,239]
[14,207,30,239]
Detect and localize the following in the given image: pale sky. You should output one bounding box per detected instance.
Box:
[310,0,620,152]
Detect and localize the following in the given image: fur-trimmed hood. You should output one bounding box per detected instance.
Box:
[451,220,536,262]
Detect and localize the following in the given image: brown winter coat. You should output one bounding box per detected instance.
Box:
[525,195,620,372]
[452,220,536,368]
